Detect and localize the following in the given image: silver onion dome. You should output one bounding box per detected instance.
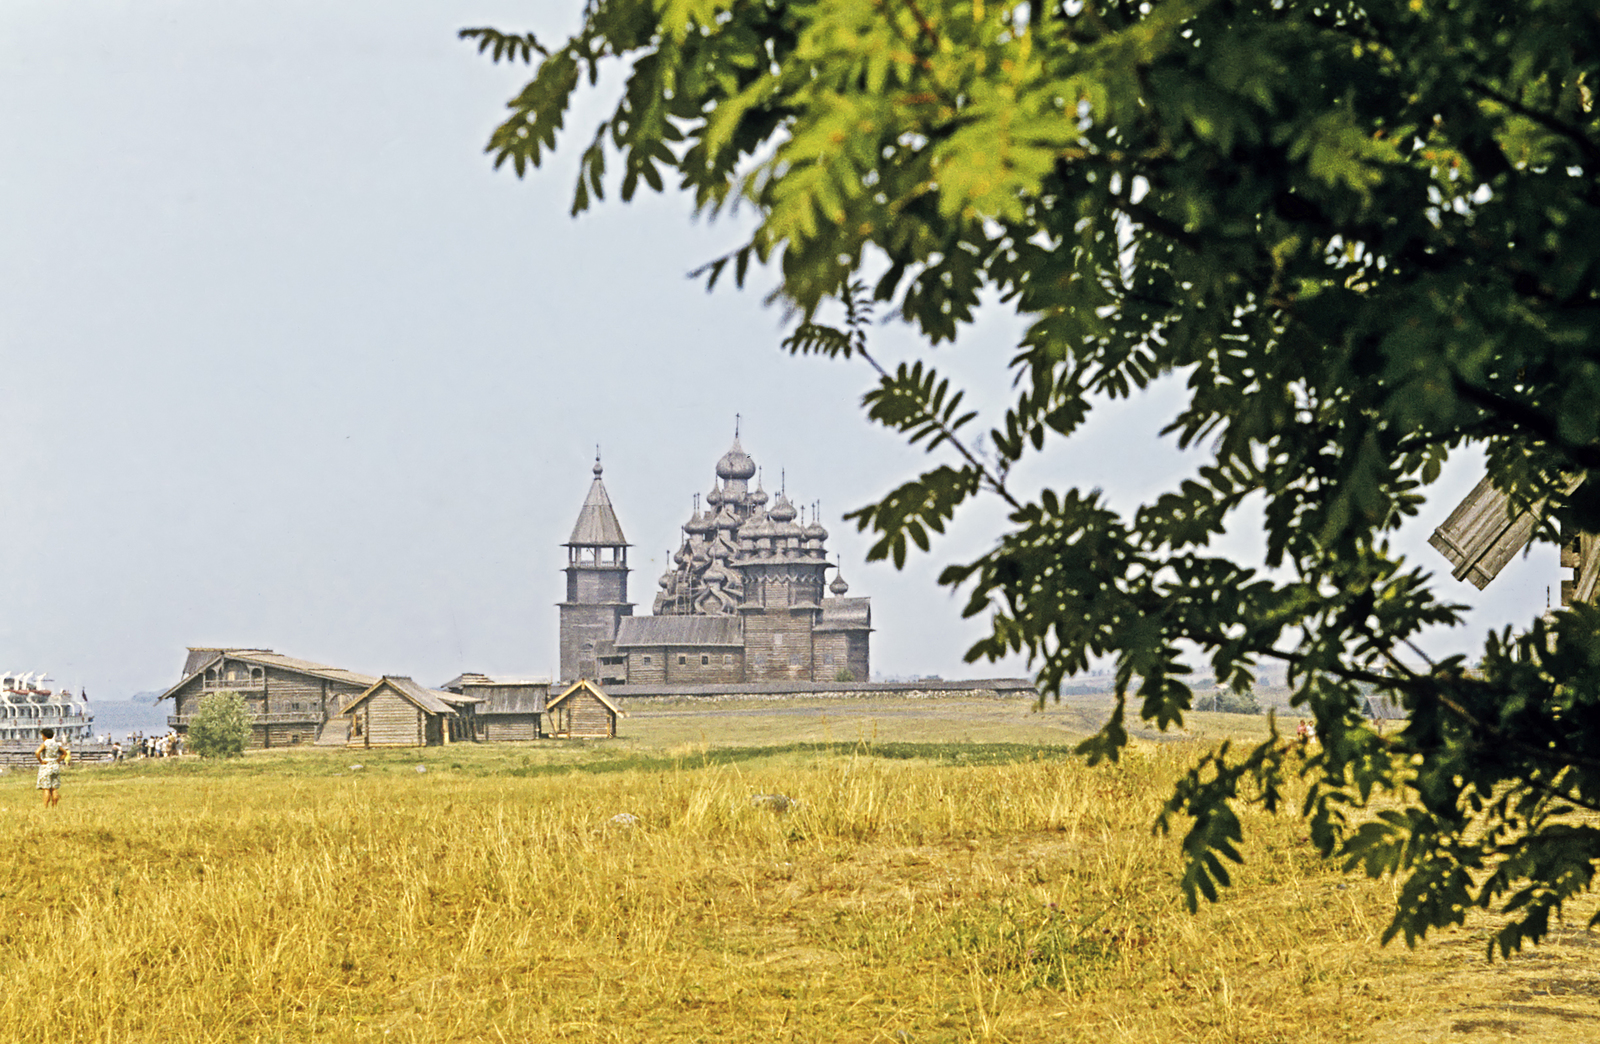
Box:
[715,438,757,481]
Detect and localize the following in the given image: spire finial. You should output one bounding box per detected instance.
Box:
[593,446,603,477]
[735,413,740,439]
[830,552,850,595]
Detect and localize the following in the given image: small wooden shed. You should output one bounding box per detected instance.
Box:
[441,673,549,741]
[344,676,481,748]
[546,679,623,738]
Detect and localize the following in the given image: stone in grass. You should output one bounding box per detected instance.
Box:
[349,764,364,771]
[415,764,427,774]
[610,812,640,827]
[750,793,797,813]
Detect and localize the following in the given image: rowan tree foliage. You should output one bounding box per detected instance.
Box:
[188,690,250,758]
[464,1,1600,955]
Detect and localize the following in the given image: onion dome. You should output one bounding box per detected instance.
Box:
[802,513,829,542]
[705,484,724,509]
[749,482,768,507]
[830,572,850,596]
[738,511,776,547]
[769,494,798,523]
[715,438,758,481]
[714,504,741,531]
[683,510,715,537]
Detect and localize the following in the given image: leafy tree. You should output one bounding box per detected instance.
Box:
[188,690,251,758]
[464,1,1600,955]
[1201,684,1262,716]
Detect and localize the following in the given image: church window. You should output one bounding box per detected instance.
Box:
[677,655,687,666]
[641,655,652,665]
[701,655,709,666]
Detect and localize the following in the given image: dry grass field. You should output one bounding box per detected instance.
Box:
[0,696,1595,1043]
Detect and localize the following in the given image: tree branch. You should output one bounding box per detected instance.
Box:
[1466,79,1600,168]
[1451,376,1600,469]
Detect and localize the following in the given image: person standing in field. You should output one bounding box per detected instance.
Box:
[35,727,66,808]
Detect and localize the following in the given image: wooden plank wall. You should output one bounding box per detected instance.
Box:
[845,632,870,684]
[814,633,852,680]
[366,689,423,746]
[484,716,541,741]
[264,668,326,718]
[744,612,815,682]
[627,647,744,685]
[562,691,615,737]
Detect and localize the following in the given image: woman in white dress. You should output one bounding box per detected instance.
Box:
[35,728,66,808]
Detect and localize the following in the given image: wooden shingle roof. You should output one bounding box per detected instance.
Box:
[344,676,479,717]
[614,615,743,647]
[547,679,625,717]
[815,597,872,632]
[567,463,629,547]
[159,648,379,703]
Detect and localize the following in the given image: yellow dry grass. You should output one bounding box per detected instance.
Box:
[0,705,1594,1043]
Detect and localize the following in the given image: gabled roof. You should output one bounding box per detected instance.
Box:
[567,462,629,547]
[159,648,380,703]
[440,672,494,692]
[442,674,551,713]
[344,676,479,718]
[1428,474,1581,590]
[615,615,743,647]
[1362,694,1408,721]
[547,679,625,717]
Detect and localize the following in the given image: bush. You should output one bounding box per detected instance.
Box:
[188,690,251,758]
[834,668,855,683]
[1199,687,1262,715]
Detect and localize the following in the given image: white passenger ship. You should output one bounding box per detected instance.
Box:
[1,672,94,744]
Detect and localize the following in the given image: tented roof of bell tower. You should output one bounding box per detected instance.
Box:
[567,460,629,547]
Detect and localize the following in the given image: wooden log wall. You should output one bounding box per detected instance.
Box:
[483,716,541,741]
[557,692,615,737]
[626,647,744,685]
[365,689,424,746]
[813,632,852,679]
[743,612,815,682]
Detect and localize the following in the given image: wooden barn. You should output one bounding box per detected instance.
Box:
[546,679,623,738]
[441,673,550,741]
[344,676,482,748]
[159,647,377,749]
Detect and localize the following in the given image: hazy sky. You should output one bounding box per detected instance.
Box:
[0,1,1558,697]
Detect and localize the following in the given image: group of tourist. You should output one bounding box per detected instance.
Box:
[32,729,187,810]
[111,731,183,761]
